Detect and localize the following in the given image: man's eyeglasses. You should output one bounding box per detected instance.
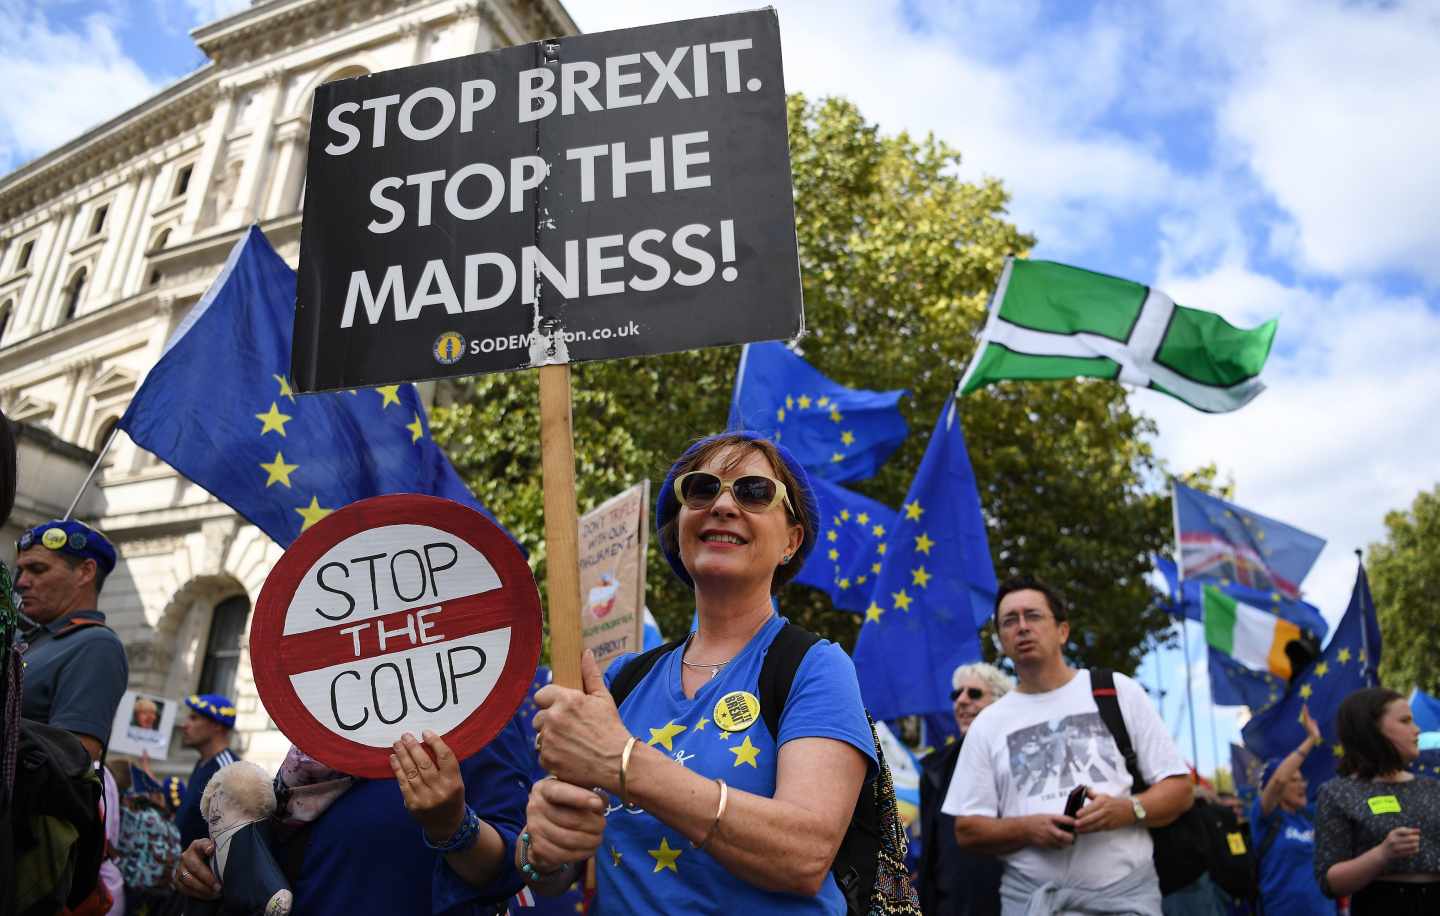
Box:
[997,609,1052,631]
[950,686,986,702]
[674,471,794,515]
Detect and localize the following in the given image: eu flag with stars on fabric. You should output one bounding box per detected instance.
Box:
[1241,564,1381,798]
[1156,553,1328,638]
[728,341,908,484]
[792,476,897,613]
[851,395,997,720]
[1174,482,1326,600]
[117,226,496,548]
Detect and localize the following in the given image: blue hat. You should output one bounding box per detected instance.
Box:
[185,693,236,728]
[655,432,819,590]
[17,519,117,575]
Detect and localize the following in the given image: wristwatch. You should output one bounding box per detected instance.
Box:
[1131,797,1147,824]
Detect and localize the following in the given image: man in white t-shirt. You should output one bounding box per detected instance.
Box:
[943,576,1192,915]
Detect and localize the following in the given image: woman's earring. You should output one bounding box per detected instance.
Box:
[781,554,791,565]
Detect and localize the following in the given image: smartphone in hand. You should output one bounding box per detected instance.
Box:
[1061,784,1088,831]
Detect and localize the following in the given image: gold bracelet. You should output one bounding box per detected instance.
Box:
[619,736,638,806]
[693,779,728,850]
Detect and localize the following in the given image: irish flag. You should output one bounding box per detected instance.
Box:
[958,258,1277,413]
[1203,585,1300,679]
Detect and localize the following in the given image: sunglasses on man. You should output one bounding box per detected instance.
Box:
[674,471,795,516]
[950,686,986,702]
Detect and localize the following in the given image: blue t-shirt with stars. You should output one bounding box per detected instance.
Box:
[596,615,875,915]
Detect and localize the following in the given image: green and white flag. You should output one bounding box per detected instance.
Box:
[958,258,1277,412]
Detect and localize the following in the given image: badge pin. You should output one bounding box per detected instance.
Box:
[433,331,466,365]
[41,528,69,550]
[713,690,761,732]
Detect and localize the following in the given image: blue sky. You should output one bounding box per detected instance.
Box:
[4,0,1437,773]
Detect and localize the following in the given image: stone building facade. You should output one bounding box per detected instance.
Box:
[0,0,575,774]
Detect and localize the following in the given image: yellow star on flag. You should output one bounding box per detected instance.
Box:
[827,531,838,543]
[259,452,299,488]
[1314,662,1329,677]
[865,602,884,623]
[1333,744,1344,757]
[648,720,687,751]
[272,374,295,402]
[892,589,913,612]
[856,575,867,585]
[904,501,924,521]
[376,385,402,408]
[911,566,932,588]
[729,735,762,768]
[407,412,424,443]
[831,452,844,463]
[829,407,842,422]
[1338,648,1352,663]
[295,496,332,531]
[872,524,886,538]
[828,548,839,561]
[256,402,292,436]
[694,717,710,731]
[817,396,830,407]
[1299,684,1313,699]
[838,578,851,590]
[785,395,794,409]
[797,395,812,409]
[648,837,682,873]
[610,846,623,867]
[841,509,851,521]
[914,532,935,554]
[872,562,882,574]
[876,543,887,555]
[841,430,855,446]
[857,513,870,525]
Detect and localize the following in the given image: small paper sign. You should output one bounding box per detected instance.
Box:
[108,691,179,759]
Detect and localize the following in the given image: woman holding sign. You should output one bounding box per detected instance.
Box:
[1315,688,1440,914]
[522,433,875,913]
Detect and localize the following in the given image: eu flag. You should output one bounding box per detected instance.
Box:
[117,227,495,548]
[1241,564,1381,797]
[1230,742,1262,804]
[728,342,908,483]
[1411,688,1440,733]
[851,396,997,720]
[792,477,897,613]
[1155,553,1328,637]
[1209,648,1286,710]
[1174,482,1325,599]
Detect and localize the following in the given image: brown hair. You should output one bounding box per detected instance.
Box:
[1336,687,1408,779]
[660,435,808,594]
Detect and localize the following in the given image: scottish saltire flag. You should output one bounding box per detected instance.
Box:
[118,227,494,548]
[1242,564,1381,797]
[793,477,897,613]
[959,258,1277,413]
[1154,554,1328,639]
[1174,482,1325,600]
[728,342,908,483]
[852,396,996,719]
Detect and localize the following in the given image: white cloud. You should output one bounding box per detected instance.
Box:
[0,6,161,173]
[180,0,249,27]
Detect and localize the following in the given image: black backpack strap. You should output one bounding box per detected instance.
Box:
[607,639,684,709]
[758,622,822,739]
[1091,669,1146,794]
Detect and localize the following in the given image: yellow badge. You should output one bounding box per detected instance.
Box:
[1226,832,1247,856]
[41,528,68,550]
[432,331,466,365]
[713,691,761,733]
[1368,795,1402,815]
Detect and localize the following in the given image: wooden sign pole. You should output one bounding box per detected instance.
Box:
[538,362,584,690]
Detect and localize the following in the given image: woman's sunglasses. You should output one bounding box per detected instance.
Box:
[950,687,986,702]
[674,471,794,515]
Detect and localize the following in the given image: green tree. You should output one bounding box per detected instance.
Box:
[433,95,1182,675]
[1370,485,1440,692]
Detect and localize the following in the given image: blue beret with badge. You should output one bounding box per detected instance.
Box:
[17,519,117,575]
[185,693,237,728]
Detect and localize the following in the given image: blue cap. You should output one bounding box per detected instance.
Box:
[185,693,236,728]
[655,432,819,590]
[17,519,117,575]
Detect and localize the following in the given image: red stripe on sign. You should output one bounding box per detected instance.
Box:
[278,591,515,675]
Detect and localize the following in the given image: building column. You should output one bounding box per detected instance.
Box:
[116,162,162,297]
[263,120,309,220]
[24,204,77,335]
[93,178,138,303]
[226,73,287,228]
[175,88,237,244]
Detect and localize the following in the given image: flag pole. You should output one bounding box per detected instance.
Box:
[62,427,121,521]
[1171,478,1201,767]
[539,363,584,690]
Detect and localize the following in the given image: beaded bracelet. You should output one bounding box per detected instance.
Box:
[423,805,481,853]
[519,831,570,883]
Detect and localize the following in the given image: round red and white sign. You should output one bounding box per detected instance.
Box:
[251,494,541,778]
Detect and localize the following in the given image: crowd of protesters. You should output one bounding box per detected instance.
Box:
[5,417,1440,915]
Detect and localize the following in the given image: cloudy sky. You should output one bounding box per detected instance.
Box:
[4,0,1435,770]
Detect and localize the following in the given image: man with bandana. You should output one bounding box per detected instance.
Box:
[16,519,129,762]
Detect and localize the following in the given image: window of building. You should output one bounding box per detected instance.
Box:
[153,228,171,252]
[0,300,11,346]
[17,239,34,271]
[61,268,86,322]
[90,205,108,236]
[175,164,193,198]
[197,593,250,700]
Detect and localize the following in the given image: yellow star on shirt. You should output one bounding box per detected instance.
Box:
[729,735,762,768]
[376,385,402,408]
[648,837,682,873]
[1314,662,1329,677]
[1338,648,1352,663]
[841,430,855,446]
[648,720,687,751]
[911,566,932,588]
[865,602,884,623]
[407,412,424,443]
[256,402,292,436]
[609,846,623,867]
[259,451,299,488]
[272,374,295,402]
[716,730,732,741]
[892,589,913,612]
[693,717,710,732]
[295,496,332,531]
[904,501,924,521]
[914,532,936,555]
[1299,684,1313,699]
[797,395,812,409]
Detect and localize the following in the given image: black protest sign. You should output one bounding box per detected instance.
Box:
[293,10,801,392]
